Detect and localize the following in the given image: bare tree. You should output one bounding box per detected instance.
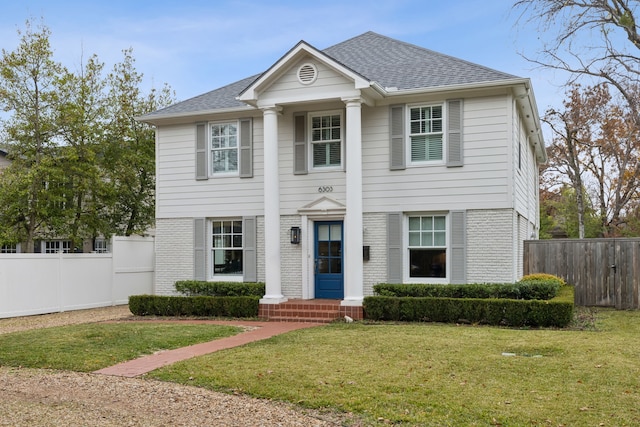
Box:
[514,1,640,125]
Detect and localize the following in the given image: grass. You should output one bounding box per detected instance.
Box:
[0,322,241,372]
[1,309,639,425]
[149,308,640,426]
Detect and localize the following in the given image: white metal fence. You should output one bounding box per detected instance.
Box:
[0,236,154,319]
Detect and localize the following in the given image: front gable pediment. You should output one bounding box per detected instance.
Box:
[298,196,346,216]
[237,41,370,107]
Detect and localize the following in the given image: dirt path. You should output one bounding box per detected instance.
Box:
[0,306,351,426]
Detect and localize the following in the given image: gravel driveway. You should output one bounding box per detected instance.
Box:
[0,307,352,426]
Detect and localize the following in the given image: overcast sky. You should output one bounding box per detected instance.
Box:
[1,0,567,117]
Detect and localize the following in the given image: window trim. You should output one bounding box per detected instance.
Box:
[308,109,344,172]
[403,213,449,284]
[209,120,240,177]
[209,218,244,282]
[407,102,445,166]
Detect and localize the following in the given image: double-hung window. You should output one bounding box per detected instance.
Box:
[1,243,17,253]
[310,112,342,169]
[211,219,243,277]
[409,104,443,163]
[408,215,447,278]
[210,122,238,174]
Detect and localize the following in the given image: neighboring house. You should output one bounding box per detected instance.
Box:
[0,148,110,254]
[140,32,546,314]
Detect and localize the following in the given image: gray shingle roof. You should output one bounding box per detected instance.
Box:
[144,31,519,119]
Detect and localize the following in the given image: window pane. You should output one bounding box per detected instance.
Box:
[410,249,446,278]
[422,232,433,246]
[328,142,341,165]
[421,216,433,230]
[213,249,243,275]
[409,217,421,231]
[213,236,224,248]
[232,235,242,247]
[223,221,231,233]
[434,231,446,246]
[434,216,446,230]
[411,136,427,162]
[233,221,242,233]
[409,231,421,246]
[331,115,340,127]
[318,241,329,256]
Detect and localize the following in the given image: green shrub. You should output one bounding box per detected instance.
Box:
[518,273,566,286]
[174,281,265,297]
[363,287,574,327]
[129,295,259,318]
[373,282,560,301]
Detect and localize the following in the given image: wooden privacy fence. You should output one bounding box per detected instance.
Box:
[524,238,640,309]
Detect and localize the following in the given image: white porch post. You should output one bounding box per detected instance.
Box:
[260,105,286,303]
[342,97,364,306]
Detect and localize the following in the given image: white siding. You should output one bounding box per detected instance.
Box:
[260,58,358,105]
[362,96,512,213]
[513,102,539,225]
[156,119,265,218]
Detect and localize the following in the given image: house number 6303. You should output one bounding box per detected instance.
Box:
[318,186,333,193]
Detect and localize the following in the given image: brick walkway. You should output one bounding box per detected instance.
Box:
[93,320,322,378]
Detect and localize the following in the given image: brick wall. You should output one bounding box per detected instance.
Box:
[466,209,516,283]
[363,213,387,296]
[155,218,193,295]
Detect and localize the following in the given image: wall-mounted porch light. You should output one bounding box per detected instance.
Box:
[290,226,301,244]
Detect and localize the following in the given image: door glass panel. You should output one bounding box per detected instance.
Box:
[331,258,342,273]
[330,224,342,239]
[329,241,341,257]
[318,241,329,256]
[317,258,329,273]
[318,225,330,241]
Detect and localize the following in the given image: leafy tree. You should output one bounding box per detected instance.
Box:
[103,48,175,236]
[0,21,64,252]
[0,21,174,251]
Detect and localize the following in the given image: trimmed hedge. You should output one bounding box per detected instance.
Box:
[129,295,259,317]
[363,286,574,328]
[175,281,265,297]
[373,281,560,301]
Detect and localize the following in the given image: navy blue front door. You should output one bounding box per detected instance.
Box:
[314,221,344,299]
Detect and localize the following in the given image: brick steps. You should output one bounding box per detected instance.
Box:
[259,299,363,323]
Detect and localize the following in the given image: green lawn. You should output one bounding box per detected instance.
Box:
[150,309,640,426]
[0,322,241,372]
[1,310,639,426]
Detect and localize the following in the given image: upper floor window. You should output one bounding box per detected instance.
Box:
[310,111,342,169]
[210,122,238,174]
[409,104,443,163]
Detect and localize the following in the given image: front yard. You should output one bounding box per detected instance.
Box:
[1,308,639,426]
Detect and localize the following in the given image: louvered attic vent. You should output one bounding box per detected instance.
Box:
[297,63,317,85]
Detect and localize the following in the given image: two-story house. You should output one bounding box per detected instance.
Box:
[140,32,546,320]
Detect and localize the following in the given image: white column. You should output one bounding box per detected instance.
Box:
[342,97,364,306]
[260,105,286,303]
